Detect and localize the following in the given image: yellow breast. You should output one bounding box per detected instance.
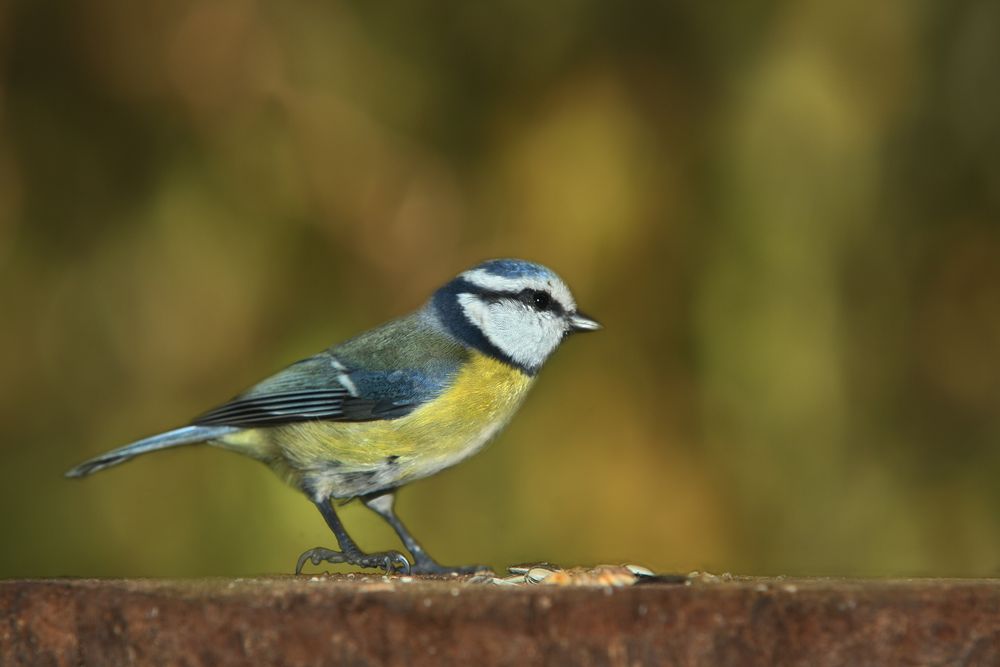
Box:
[224,352,535,498]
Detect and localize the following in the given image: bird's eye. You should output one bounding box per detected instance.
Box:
[519,289,552,311]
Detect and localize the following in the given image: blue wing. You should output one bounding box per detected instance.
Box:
[192,352,454,428]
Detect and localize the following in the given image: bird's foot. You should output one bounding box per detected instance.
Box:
[295,546,411,575]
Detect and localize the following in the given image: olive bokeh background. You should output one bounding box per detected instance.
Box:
[2,1,999,577]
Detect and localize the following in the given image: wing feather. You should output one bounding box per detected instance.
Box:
[190,355,442,428]
[192,321,466,429]
[193,391,351,426]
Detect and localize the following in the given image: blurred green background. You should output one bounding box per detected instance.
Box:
[2,0,999,578]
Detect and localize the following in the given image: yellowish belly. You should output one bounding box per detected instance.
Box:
[220,352,534,499]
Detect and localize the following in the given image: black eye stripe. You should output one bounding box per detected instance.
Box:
[470,288,561,313]
[460,280,565,315]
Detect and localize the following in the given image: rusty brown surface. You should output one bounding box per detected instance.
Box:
[2,575,1000,666]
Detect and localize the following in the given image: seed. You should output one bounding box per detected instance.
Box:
[526,567,556,584]
[625,564,654,577]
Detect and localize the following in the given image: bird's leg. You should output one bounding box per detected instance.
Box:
[362,491,490,575]
[296,498,410,575]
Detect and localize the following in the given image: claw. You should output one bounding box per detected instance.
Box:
[359,550,410,575]
[295,547,347,575]
[389,552,411,575]
[295,546,410,575]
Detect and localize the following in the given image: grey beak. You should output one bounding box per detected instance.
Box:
[568,311,602,332]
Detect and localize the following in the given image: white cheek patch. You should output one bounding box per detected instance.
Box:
[458,293,566,370]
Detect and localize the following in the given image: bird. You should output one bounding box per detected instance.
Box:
[66,258,601,575]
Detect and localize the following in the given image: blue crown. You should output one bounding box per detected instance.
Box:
[474,259,556,281]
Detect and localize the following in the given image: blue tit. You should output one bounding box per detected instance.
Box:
[66,258,601,575]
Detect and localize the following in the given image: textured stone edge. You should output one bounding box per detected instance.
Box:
[2,576,1000,666]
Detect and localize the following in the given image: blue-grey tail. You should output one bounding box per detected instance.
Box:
[64,425,239,478]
